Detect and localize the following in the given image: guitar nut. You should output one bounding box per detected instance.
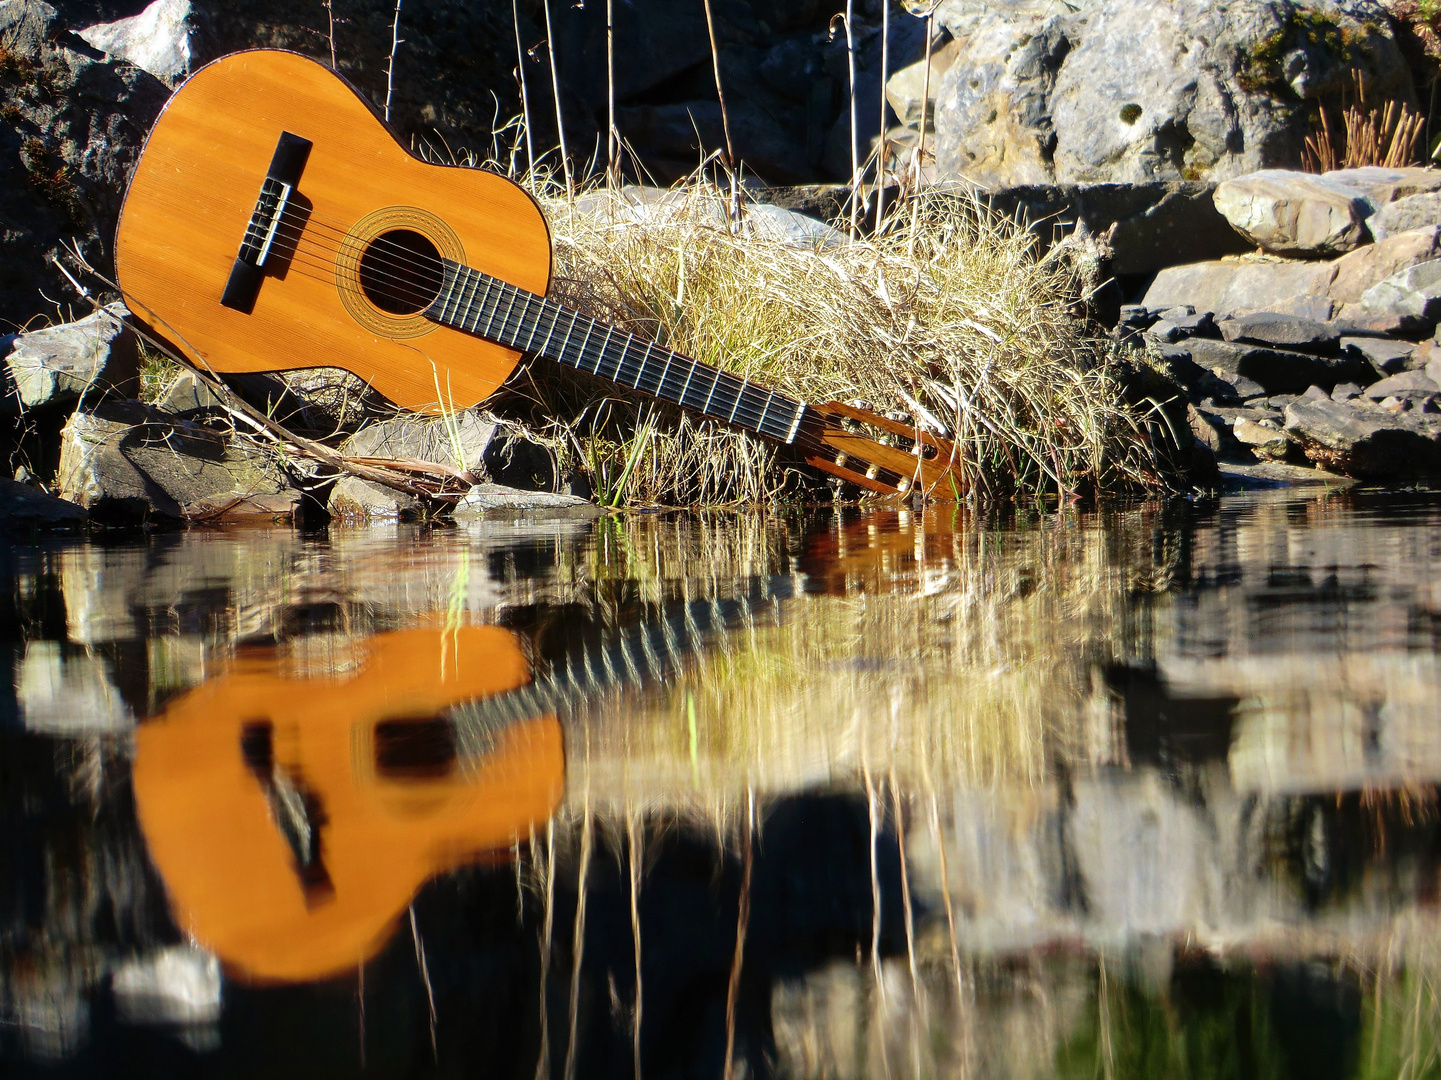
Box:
[834,452,848,467]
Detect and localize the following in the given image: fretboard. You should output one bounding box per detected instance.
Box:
[425,260,806,444]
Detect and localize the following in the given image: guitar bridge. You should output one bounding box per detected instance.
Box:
[220,131,313,313]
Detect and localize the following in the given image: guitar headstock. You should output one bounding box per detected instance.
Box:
[797,401,964,499]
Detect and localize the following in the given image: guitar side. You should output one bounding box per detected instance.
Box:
[115,50,552,413]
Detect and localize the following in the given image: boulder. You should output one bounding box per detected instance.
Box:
[1329,226,1441,303]
[3,303,137,411]
[1363,368,1441,398]
[56,399,303,523]
[76,0,191,84]
[0,476,86,532]
[1339,336,1415,374]
[932,0,1415,188]
[885,35,963,129]
[1283,396,1441,476]
[1359,259,1441,319]
[1367,192,1441,241]
[1323,166,1441,206]
[1212,171,1372,257]
[983,182,1251,275]
[1232,416,1293,460]
[327,475,423,521]
[0,0,170,327]
[14,641,130,733]
[453,484,602,518]
[1187,338,1374,393]
[1217,312,1339,352]
[337,411,497,476]
[1142,258,1337,319]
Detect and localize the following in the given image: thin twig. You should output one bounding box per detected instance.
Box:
[700,0,740,222]
[722,788,755,1080]
[876,0,891,232]
[542,0,573,200]
[410,905,438,1060]
[322,0,337,69]
[512,0,535,176]
[607,0,619,188]
[384,0,403,124]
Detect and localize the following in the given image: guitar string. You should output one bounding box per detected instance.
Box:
[242,209,798,440]
[176,197,926,483]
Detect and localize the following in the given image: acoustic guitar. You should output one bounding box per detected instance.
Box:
[133,589,782,983]
[113,49,959,497]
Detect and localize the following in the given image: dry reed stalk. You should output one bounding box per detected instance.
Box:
[541,0,573,199]
[699,0,739,221]
[627,811,643,1080]
[606,0,618,188]
[1302,74,1425,172]
[383,0,402,123]
[721,787,755,1080]
[876,0,891,231]
[322,0,337,69]
[409,905,438,1059]
[836,4,861,238]
[512,0,535,176]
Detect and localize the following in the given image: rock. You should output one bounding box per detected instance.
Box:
[1339,336,1415,375]
[1283,396,1441,477]
[1142,258,1337,320]
[0,476,86,532]
[1145,320,1187,345]
[1185,338,1373,394]
[155,369,225,417]
[56,399,303,523]
[1212,171,1372,257]
[4,303,137,411]
[325,475,422,521]
[1232,417,1292,461]
[1331,382,1364,401]
[1186,405,1230,456]
[76,0,191,84]
[1323,166,1441,207]
[1330,307,1429,337]
[619,101,815,185]
[932,0,1415,188]
[1217,312,1339,352]
[1359,259,1441,319]
[110,947,221,1026]
[453,484,602,518]
[885,35,963,129]
[337,411,497,477]
[0,0,170,327]
[577,186,847,248]
[1363,368,1441,398]
[223,368,394,432]
[15,640,131,732]
[983,182,1251,275]
[1328,226,1441,303]
[1209,370,1268,400]
[1149,345,1247,405]
[1367,192,1441,241]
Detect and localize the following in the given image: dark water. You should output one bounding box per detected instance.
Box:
[3,487,1441,1079]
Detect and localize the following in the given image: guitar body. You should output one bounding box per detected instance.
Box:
[115,50,551,412]
[132,626,565,983]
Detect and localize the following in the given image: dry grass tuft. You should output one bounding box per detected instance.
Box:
[490,178,1169,507]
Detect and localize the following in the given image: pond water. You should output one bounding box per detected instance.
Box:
[3,485,1441,1079]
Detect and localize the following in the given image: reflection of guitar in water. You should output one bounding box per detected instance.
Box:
[133,590,785,983]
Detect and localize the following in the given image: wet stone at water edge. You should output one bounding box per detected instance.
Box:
[5,492,1441,1076]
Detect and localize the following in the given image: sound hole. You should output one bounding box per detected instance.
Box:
[357,229,443,315]
[375,718,457,779]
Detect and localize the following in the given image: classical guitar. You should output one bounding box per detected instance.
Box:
[133,589,783,983]
[114,50,958,497]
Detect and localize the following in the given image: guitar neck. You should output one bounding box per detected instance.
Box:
[444,577,797,762]
[425,260,807,445]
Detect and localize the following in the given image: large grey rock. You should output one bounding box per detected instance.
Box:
[984,182,1250,275]
[1232,417,1293,460]
[1212,171,1372,257]
[3,303,137,411]
[1217,312,1339,351]
[1187,338,1374,393]
[453,484,602,518]
[1367,192,1441,241]
[1324,166,1441,207]
[77,0,191,84]
[56,399,303,523]
[885,36,963,129]
[1340,336,1415,375]
[932,0,1415,188]
[338,411,497,477]
[1363,368,1441,398]
[1329,226,1441,303]
[1143,258,1337,319]
[0,1,169,327]
[1283,396,1441,476]
[0,476,86,532]
[325,475,423,521]
[1359,259,1441,319]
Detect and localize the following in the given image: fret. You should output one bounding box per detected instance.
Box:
[570,319,595,372]
[754,387,777,437]
[613,336,636,387]
[458,270,482,331]
[703,371,742,423]
[555,311,579,367]
[654,347,678,401]
[495,287,519,343]
[437,263,461,323]
[537,300,562,359]
[727,379,749,424]
[507,292,533,350]
[681,364,717,414]
[632,341,657,394]
[520,294,543,352]
[482,281,506,338]
[784,402,806,444]
[591,326,615,377]
[471,276,497,335]
[674,358,699,409]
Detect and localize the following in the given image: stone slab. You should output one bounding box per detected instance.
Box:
[1213,171,1371,257]
[1329,227,1441,304]
[1186,338,1373,394]
[1283,397,1441,478]
[4,303,137,411]
[1217,313,1338,351]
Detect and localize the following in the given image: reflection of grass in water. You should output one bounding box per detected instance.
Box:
[1359,941,1441,1080]
[568,506,1168,810]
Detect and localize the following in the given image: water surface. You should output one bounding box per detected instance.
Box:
[4,488,1441,1078]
